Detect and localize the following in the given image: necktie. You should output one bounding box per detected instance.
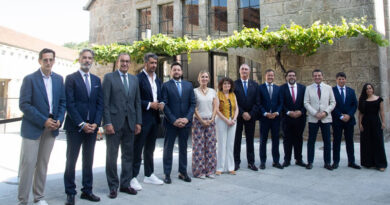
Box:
[243,81,248,96]
[291,85,295,104]
[176,81,182,97]
[268,84,272,100]
[84,74,91,97]
[122,74,129,95]
[340,87,345,103]
[317,84,321,99]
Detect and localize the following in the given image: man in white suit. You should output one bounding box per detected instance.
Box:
[304,69,336,170]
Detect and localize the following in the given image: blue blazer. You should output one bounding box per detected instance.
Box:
[19,69,66,139]
[137,71,162,124]
[64,71,104,132]
[280,83,306,121]
[331,86,357,126]
[162,79,196,128]
[234,79,260,119]
[258,83,282,121]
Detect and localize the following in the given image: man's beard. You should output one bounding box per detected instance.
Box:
[172,75,181,80]
[81,63,91,72]
[288,79,296,85]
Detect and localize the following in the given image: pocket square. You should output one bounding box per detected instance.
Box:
[94,85,100,88]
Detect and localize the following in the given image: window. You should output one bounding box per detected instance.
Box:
[238,0,260,30]
[183,0,200,38]
[138,8,152,40]
[238,56,261,83]
[208,0,228,36]
[212,53,228,89]
[159,3,174,35]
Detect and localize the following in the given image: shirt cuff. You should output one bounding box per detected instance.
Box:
[340,115,344,120]
[147,102,151,110]
[286,111,290,115]
[263,112,268,117]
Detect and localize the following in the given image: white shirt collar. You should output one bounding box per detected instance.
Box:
[288,83,297,87]
[143,69,156,79]
[40,68,52,78]
[118,69,127,76]
[79,69,89,77]
[337,85,345,90]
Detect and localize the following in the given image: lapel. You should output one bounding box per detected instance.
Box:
[156,77,161,99]
[271,84,277,102]
[237,80,244,96]
[171,79,181,99]
[35,70,49,106]
[76,71,90,98]
[141,72,153,99]
[90,74,98,99]
[262,83,271,102]
[114,70,127,96]
[285,84,294,103]
[295,84,303,103]
[51,74,58,106]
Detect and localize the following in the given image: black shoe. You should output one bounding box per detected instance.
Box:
[331,163,339,169]
[348,163,361,169]
[80,192,100,202]
[234,164,240,171]
[324,164,333,171]
[295,160,307,167]
[248,164,258,171]
[108,189,117,199]
[259,163,266,170]
[282,161,291,168]
[65,194,75,205]
[272,163,284,169]
[178,173,191,182]
[119,187,137,195]
[306,163,313,169]
[164,175,172,184]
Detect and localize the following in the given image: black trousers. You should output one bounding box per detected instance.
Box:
[64,130,97,195]
[260,118,280,164]
[105,118,134,190]
[234,117,256,166]
[133,117,158,177]
[332,122,355,165]
[282,118,305,163]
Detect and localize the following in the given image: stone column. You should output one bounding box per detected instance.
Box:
[151,0,159,35]
[173,0,183,37]
[199,0,208,38]
[227,0,238,35]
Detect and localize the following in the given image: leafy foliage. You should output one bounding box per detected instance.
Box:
[63,41,90,50]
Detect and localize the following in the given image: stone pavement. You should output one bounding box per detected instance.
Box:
[0,130,389,205]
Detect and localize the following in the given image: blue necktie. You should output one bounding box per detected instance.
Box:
[84,74,91,97]
[243,81,248,96]
[341,87,345,103]
[176,81,182,97]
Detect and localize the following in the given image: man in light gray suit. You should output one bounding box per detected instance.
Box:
[304,69,336,170]
[103,53,142,198]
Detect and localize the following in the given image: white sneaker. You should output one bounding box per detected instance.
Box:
[130,177,142,191]
[144,173,164,185]
[34,200,48,205]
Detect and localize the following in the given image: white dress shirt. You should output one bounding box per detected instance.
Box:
[143,69,158,110]
[79,69,91,88]
[40,68,53,114]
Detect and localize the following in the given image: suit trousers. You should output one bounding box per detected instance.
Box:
[163,124,190,175]
[133,117,158,178]
[282,118,305,163]
[234,117,256,166]
[105,118,134,190]
[64,130,97,195]
[260,118,280,164]
[216,117,236,172]
[307,122,331,164]
[18,128,55,205]
[332,123,355,165]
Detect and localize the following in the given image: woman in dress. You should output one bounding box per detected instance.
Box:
[215,77,239,175]
[192,71,218,179]
[358,83,387,171]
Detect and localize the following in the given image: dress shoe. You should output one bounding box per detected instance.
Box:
[324,164,333,171]
[119,187,137,195]
[248,164,258,171]
[65,195,75,205]
[377,167,386,172]
[331,163,339,169]
[108,189,117,199]
[80,192,100,202]
[164,175,172,184]
[178,173,191,182]
[306,163,313,169]
[234,164,240,171]
[295,160,307,167]
[272,163,284,169]
[348,163,361,169]
[259,163,266,170]
[282,161,291,168]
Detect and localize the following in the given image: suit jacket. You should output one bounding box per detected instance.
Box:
[331,86,357,126]
[304,82,336,123]
[137,71,162,124]
[161,79,196,128]
[102,70,142,132]
[19,69,66,139]
[234,79,260,119]
[64,71,104,132]
[280,83,306,121]
[258,83,282,121]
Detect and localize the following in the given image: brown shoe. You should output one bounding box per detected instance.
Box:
[229,170,236,175]
[215,171,222,176]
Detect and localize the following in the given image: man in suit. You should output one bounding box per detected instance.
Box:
[131,53,164,191]
[258,69,283,169]
[103,53,142,198]
[162,62,196,184]
[331,72,361,169]
[18,48,66,205]
[63,49,103,205]
[233,64,259,171]
[304,69,336,170]
[280,70,307,168]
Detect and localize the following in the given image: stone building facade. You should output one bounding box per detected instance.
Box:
[85,0,390,136]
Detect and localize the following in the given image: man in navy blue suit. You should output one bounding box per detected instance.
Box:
[161,62,196,184]
[280,70,307,168]
[18,48,66,205]
[331,72,361,169]
[233,64,259,171]
[63,49,103,205]
[131,53,164,191]
[258,69,283,169]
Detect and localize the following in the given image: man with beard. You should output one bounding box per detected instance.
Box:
[280,70,307,168]
[161,62,196,184]
[63,49,103,205]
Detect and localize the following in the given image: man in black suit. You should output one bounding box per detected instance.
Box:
[131,53,164,191]
[280,70,307,168]
[331,72,361,169]
[233,64,259,171]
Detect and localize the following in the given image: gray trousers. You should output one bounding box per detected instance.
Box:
[18,128,55,205]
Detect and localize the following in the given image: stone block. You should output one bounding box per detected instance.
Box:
[304,53,329,66]
[344,66,370,82]
[337,38,369,52]
[351,51,378,67]
[285,55,304,67]
[303,0,324,12]
[261,2,284,17]
[328,52,351,64]
[284,0,303,14]
[323,0,351,10]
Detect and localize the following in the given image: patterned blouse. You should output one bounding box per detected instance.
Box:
[217,91,236,119]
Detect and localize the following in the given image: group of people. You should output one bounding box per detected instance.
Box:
[17,48,387,205]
